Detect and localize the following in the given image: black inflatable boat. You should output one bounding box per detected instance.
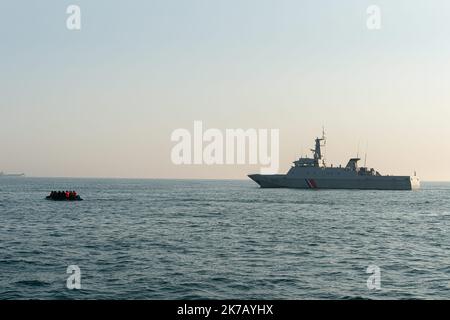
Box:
[46,191,83,201]
[46,195,83,201]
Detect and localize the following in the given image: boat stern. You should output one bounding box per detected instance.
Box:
[410,176,420,189]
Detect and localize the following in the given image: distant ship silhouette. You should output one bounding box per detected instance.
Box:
[0,171,25,177]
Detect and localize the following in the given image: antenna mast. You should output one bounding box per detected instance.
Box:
[364,142,368,167]
[364,151,367,167]
[356,141,360,159]
[322,126,326,166]
[322,126,326,144]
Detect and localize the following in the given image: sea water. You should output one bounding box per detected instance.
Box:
[0,178,449,299]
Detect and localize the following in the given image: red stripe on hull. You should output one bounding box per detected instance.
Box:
[305,179,312,188]
[309,179,318,189]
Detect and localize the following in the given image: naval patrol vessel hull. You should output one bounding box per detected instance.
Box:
[248,174,420,190]
[248,130,420,191]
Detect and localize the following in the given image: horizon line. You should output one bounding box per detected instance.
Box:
[3,176,450,183]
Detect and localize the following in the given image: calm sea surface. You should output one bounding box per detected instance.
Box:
[0,178,449,299]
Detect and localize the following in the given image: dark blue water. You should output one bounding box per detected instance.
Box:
[1,178,449,299]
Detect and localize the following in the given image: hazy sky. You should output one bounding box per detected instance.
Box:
[1,0,450,180]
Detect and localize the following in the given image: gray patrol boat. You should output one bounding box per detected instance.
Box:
[248,131,420,190]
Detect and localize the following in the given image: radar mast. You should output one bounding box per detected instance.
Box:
[311,128,326,167]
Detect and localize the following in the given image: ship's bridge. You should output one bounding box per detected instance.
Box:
[293,157,317,167]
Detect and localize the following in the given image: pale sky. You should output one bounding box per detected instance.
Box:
[1,0,450,180]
